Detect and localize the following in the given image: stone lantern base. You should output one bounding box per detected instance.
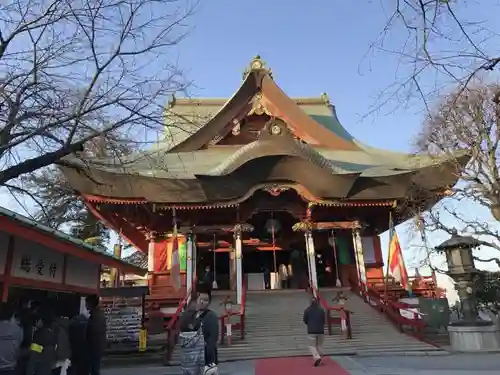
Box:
[448,323,500,351]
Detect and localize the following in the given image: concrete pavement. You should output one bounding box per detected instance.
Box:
[102,353,500,375]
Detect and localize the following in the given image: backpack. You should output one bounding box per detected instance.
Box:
[179,310,208,349]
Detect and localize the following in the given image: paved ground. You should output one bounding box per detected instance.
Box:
[102,353,500,375]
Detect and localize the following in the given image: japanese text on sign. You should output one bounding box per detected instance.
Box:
[12,239,64,283]
[19,254,57,278]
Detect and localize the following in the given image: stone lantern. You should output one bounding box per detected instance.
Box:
[435,234,500,351]
[436,234,482,325]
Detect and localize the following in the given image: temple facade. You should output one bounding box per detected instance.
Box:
[60,56,467,303]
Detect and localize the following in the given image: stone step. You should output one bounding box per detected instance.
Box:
[168,289,444,364]
[169,339,442,364]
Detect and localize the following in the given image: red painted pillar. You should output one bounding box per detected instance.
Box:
[1,236,15,302]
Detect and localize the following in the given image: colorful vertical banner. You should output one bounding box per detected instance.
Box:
[170,209,181,290]
[165,238,187,271]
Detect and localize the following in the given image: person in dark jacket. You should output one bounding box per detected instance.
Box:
[178,300,205,375]
[85,296,106,375]
[67,314,88,375]
[196,293,219,366]
[262,266,270,290]
[302,297,325,367]
[25,308,58,375]
[15,300,38,375]
[200,266,214,302]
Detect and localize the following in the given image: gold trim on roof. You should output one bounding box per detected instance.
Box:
[84,185,397,209]
[242,55,272,80]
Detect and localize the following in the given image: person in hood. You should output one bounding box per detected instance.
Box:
[303,297,325,367]
[85,295,106,375]
[0,302,23,375]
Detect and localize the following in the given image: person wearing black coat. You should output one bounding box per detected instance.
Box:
[303,297,325,367]
[200,266,214,302]
[85,296,106,375]
[67,314,88,375]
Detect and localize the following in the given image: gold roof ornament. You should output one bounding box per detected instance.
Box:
[320,92,330,106]
[243,55,272,80]
[247,92,272,116]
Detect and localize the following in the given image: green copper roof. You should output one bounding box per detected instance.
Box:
[162,97,354,150]
[65,140,462,180]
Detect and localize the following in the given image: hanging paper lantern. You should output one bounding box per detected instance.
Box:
[265,218,281,234]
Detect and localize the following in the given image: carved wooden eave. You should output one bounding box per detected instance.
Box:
[292,220,364,232]
[82,183,398,209]
[178,224,254,234]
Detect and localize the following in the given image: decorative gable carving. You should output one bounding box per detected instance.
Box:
[247,93,271,116]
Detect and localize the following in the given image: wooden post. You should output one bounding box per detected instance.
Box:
[304,232,312,293]
[1,235,15,302]
[147,233,155,288]
[352,227,367,299]
[186,232,193,299]
[307,232,318,294]
[235,230,243,305]
[384,212,393,306]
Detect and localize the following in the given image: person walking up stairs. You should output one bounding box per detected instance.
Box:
[302,297,325,367]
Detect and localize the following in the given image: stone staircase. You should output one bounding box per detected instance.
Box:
[319,289,445,356]
[168,288,445,364]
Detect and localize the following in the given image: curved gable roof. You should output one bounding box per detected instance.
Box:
[166,56,360,152]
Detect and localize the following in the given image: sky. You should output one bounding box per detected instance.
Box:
[169,0,500,281]
[2,0,500,300]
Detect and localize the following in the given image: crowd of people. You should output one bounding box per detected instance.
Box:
[0,295,106,375]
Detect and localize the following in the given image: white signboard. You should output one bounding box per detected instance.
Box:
[0,231,9,275]
[361,236,377,264]
[65,255,99,290]
[11,238,64,283]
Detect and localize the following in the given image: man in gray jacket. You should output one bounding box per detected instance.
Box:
[303,297,325,367]
[0,303,22,375]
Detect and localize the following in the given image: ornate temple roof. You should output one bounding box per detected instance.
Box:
[60,56,468,205]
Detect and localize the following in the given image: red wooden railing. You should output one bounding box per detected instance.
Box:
[308,286,353,339]
[219,279,247,344]
[164,277,197,364]
[348,274,425,339]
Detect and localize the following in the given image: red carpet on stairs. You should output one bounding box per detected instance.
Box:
[255,357,351,375]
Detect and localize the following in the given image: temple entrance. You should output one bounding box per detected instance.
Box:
[242,211,302,290]
[193,205,360,293]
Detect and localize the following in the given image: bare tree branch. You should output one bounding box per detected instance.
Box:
[409,81,500,268]
[0,0,198,187]
[367,0,500,111]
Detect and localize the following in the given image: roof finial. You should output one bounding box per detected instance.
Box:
[320,92,330,105]
[243,55,272,80]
